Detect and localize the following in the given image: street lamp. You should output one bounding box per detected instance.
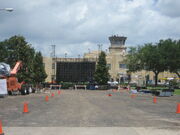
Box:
[0,8,13,12]
[65,53,67,58]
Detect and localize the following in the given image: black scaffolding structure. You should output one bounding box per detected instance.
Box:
[56,61,96,82]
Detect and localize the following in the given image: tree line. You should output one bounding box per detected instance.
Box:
[125,39,180,86]
[0,35,47,84]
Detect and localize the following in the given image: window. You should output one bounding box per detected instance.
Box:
[107,64,111,70]
[119,64,126,69]
[52,63,55,69]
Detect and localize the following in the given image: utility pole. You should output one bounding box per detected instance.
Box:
[97,44,103,57]
[97,44,102,62]
[97,44,103,52]
[51,45,56,58]
[65,53,67,58]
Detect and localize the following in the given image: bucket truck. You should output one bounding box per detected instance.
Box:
[0,61,25,95]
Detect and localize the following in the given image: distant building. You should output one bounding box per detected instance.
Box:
[43,35,178,85]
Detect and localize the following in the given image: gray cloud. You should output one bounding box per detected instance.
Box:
[0,0,180,57]
[155,0,180,18]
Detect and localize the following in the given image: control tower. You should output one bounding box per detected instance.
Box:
[109,35,127,53]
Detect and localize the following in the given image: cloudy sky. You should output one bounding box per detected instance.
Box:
[0,0,180,57]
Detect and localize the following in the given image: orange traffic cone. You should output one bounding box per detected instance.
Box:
[153,96,157,104]
[58,90,61,95]
[45,96,49,102]
[51,93,54,97]
[131,94,136,98]
[108,94,112,96]
[23,102,29,113]
[176,103,180,114]
[0,120,4,135]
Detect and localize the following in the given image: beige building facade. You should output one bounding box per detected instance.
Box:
[43,57,53,83]
[43,35,178,84]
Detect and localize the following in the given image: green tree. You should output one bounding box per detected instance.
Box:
[125,43,167,86]
[0,35,47,84]
[158,39,180,77]
[32,52,47,84]
[0,41,8,62]
[94,51,110,85]
[2,35,36,83]
[139,43,166,86]
[125,47,142,72]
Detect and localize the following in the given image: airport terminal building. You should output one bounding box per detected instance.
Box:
[43,35,177,84]
[43,35,129,83]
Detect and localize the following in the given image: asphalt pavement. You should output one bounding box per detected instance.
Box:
[0,89,179,135]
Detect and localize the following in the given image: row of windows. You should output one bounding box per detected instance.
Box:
[107,63,127,70]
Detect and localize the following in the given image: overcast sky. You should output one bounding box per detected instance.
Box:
[0,0,180,57]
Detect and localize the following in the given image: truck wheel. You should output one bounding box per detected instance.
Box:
[26,88,29,95]
[20,89,26,95]
[8,91,12,95]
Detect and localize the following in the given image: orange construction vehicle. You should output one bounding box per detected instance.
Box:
[0,61,24,95]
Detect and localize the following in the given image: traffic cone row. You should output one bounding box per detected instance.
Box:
[23,90,61,113]
[50,90,61,98]
[1,90,62,135]
[108,93,112,96]
[131,94,136,98]
[176,103,180,114]
[121,90,179,114]
[0,120,4,135]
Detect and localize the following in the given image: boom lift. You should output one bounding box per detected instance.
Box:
[0,61,25,95]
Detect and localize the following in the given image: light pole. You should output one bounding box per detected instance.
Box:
[97,44,103,52]
[0,8,13,12]
[65,53,67,58]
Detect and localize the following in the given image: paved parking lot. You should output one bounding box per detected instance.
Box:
[0,90,180,134]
